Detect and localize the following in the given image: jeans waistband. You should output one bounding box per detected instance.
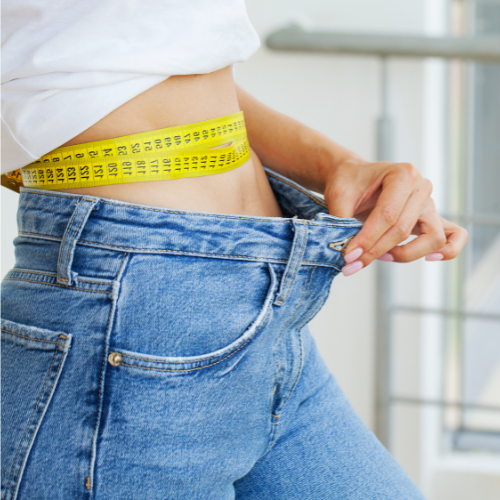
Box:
[16,168,362,271]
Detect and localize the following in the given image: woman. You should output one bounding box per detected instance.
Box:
[1,0,467,498]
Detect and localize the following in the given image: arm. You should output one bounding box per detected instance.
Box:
[237,85,468,275]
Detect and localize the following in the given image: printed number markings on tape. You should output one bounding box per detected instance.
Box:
[8,112,250,191]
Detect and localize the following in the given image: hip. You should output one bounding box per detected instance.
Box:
[1,169,362,498]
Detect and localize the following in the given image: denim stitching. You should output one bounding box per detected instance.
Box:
[11,237,343,270]
[115,279,276,373]
[275,221,309,305]
[1,329,68,348]
[12,349,66,500]
[3,278,112,295]
[3,345,61,498]
[20,189,98,202]
[87,253,129,494]
[97,199,295,223]
[6,269,113,286]
[262,264,314,457]
[117,320,262,374]
[87,302,115,492]
[62,201,95,280]
[57,198,85,282]
[272,266,316,425]
[279,267,337,412]
[58,199,95,284]
[78,242,291,263]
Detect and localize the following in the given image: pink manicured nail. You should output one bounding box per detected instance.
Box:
[342,260,364,277]
[377,253,394,262]
[344,247,363,263]
[425,253,444,261]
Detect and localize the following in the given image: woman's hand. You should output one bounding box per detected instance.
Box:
[324,159,468,276]
[235,85,468,272]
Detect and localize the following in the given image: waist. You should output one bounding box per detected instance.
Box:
[14,168,362,272]
[63,68,280,216]
[2,68,282,217]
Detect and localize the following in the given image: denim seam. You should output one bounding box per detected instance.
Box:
[279,268,337,413]
[273,265,316,418]
[1,329,68,348]
[115,274,276,372]
[98,200,297,222]
[275,221,309,306]
[20,189,98,201]
[3,344,64,500]
[7,269,112,285]
[13,237,343,268]
[88,252,129,495]
[77,242,340,271]
[58,199,96,283]
[3,278,112,295]
[116,314,267,374]
[13,350,66,500]
[260,266,316,458]
[57,198,85,282]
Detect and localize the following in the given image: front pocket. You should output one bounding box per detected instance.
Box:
[109,260,278,374]
[1,319,72,500]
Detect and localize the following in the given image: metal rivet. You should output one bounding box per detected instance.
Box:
[108,352,122,367]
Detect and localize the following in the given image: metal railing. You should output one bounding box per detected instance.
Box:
[266,25,500,62]
[266,25,500,448]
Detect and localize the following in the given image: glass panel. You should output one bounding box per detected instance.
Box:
[463,226,500,315]
[390,312,422,398]
[463,319,500,427]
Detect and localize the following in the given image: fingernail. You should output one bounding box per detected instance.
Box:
[377,253,394,262]
[344,247,363,263]
[342,260,364,277]
[425,253,444,261]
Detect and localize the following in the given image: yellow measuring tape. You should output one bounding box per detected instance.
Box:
[1,112,250,193]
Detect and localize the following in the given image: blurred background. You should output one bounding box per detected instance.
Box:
[2,0,499,498]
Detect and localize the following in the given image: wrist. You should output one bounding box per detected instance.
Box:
[315,139,368,194]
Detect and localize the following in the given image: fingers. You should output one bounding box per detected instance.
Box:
[345,175,433,267]
[371,215,466,266]
[389,207,446,262]
[424,216,468,261]
[344,164,431,258]
[342,210,467,276]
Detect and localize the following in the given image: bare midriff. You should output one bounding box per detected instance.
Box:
[60,66,283,218]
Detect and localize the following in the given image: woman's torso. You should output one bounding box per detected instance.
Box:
[55,67,283,218]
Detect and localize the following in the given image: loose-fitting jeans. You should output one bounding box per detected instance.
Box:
[1,168,426,499]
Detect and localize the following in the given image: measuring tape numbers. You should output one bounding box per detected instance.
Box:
[1,112,251,193]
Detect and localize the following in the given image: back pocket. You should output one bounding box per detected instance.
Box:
[1,319,72,500]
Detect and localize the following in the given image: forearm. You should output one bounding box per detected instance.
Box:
[236,85,365,193]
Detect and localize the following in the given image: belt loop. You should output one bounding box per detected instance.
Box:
[57,197,99,286]
[274,218,309,307]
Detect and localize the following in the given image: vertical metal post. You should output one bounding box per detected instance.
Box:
[374,56,393,449]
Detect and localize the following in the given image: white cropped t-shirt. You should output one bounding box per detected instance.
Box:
[1,0,260,174]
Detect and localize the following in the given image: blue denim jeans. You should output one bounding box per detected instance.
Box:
[1,168,426,499]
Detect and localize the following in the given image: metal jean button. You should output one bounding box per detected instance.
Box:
[108,352,123,367]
